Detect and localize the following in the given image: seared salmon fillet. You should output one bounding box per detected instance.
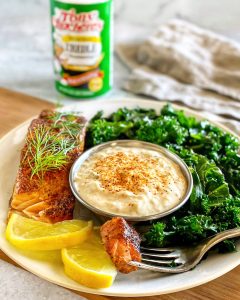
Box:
[100,217,141,273]
[9,110,87,223]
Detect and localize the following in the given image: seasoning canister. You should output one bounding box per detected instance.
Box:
[50,0,112,98]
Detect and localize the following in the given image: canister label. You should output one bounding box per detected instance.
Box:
[50,0,112,98]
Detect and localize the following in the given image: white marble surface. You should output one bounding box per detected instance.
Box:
[0,260,86,300]
[1,0,240,105]
[1,1,240,299]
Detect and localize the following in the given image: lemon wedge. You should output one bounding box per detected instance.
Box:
[18,249,62,264]
[6,213,93,251]
[62,230,117,289]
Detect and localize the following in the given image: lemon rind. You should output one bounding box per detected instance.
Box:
[61,248,117,289]
[6,214,93,251]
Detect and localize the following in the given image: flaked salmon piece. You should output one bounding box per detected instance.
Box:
[9,110,87,223]
[100,217,141,273]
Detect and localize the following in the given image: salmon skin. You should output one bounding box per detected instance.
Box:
[9,110,87,223]
[100,217,141,273]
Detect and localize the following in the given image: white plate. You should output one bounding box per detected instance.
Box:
[0,98,239,297]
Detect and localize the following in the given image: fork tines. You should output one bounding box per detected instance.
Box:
[140,246,181,266]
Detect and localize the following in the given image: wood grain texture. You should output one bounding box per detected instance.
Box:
[0,88,239,300]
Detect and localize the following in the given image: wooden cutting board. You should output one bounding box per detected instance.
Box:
[0,88,239,300]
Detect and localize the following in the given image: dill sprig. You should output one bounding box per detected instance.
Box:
[22,111,84,178]
[49,111,83,139]
[23,124,77,178]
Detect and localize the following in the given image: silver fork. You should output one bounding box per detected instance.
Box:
[129,228,240,273]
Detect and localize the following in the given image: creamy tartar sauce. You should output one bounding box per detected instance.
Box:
[74,146,187,217]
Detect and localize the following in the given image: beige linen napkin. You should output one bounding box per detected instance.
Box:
[117,19,240,133]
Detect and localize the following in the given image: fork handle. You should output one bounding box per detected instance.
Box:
[130,228,240,274]
[205,227,240,251]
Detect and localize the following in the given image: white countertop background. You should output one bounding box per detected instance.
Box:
[1,0,240,104]
[1,0,240,299]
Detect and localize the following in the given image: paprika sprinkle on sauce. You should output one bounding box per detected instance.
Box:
[94,151,172,195]
[74,146,187,217]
